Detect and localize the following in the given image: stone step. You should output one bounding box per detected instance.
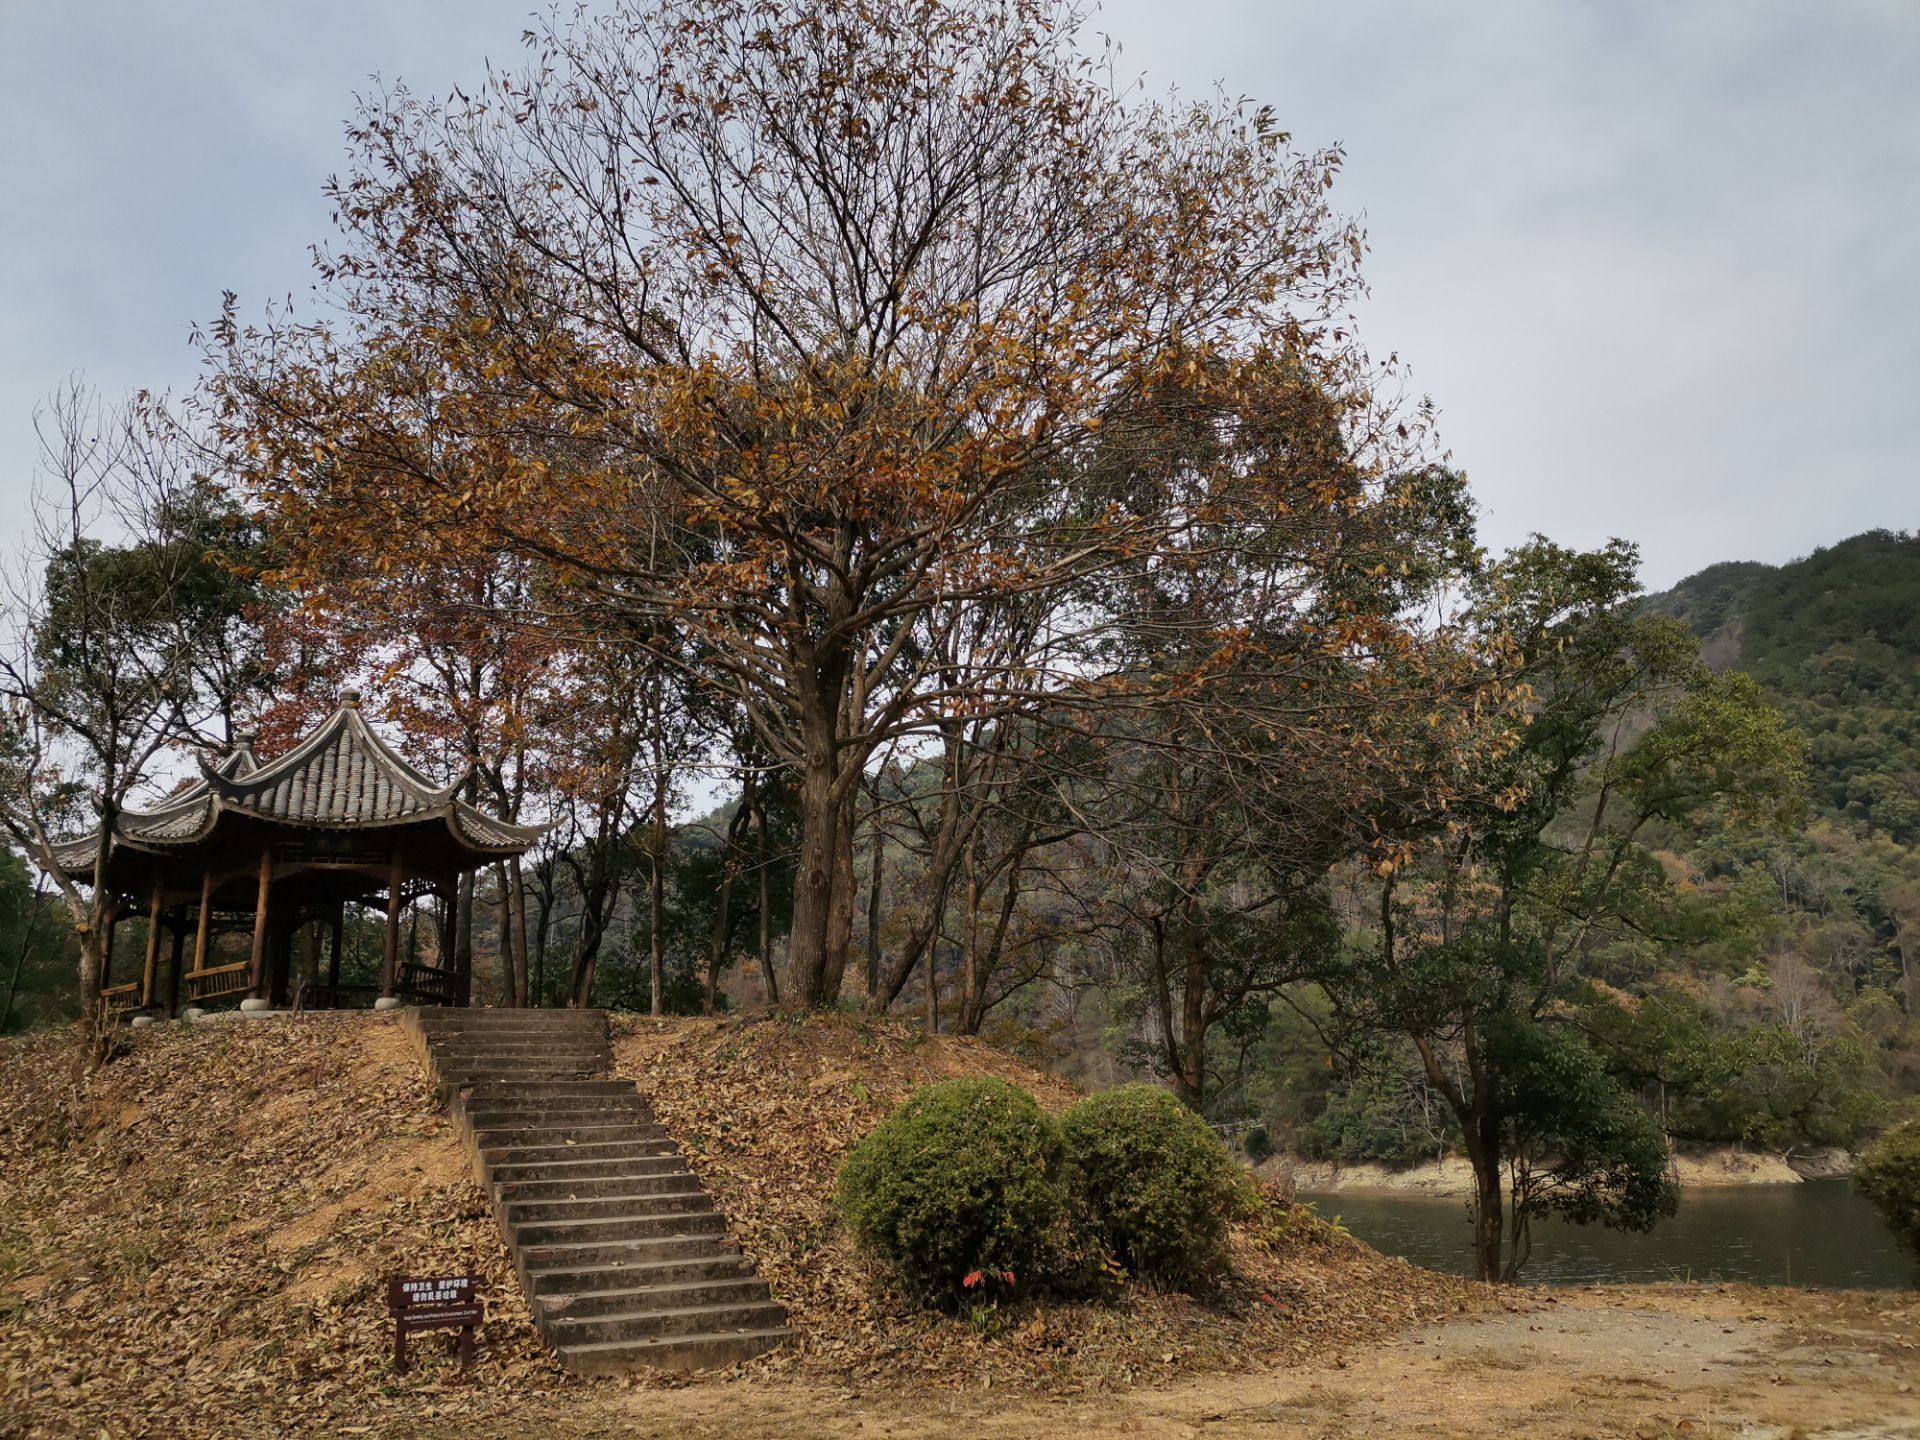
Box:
[426,1029,608,1045]
[434,1052,609,1068]
[482,1138,681,1166]
[473,1122,669,1149]
[554,1326,791,1377]
[439,1064,610,1083]
[427,1035,608,1048]
[464,1105,655,1132]
[526,1252,756,1296]
[418,1008,607,1025]
[532,1274,771,1320]
[489,1154,692,1185]
[414,1005,784,1374]
[461,1079,636,1100]
[496,1171,699,1201]
[505,1190,712,1225]
[517,1234,738,1270]
[458,1105,652,1128]
[511,1210,727,1247]
[543,1298,789,1347]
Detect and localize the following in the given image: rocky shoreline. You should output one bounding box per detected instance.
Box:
[1267,1144,1854,1197]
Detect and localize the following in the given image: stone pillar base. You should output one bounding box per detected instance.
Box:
[181,1006,207,1021]
[239,998,274,1014]
[129,1014,154,1029]
[373,996,404,1011]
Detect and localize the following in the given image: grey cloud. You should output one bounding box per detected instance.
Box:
[3,0,1913,586]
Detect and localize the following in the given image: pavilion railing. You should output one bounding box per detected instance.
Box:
[185,960,253,1003]
[396,960,460,1007]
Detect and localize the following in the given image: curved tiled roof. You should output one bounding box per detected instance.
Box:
[203,704,458,828]
[46,697,542,878]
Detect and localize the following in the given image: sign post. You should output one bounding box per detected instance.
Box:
[387,1274,484,1374]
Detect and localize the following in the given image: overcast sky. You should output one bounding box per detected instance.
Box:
[1,0,1913,590]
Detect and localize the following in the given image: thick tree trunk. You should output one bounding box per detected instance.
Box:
[787,711,845,1007]
[1466,1111,1505,1284]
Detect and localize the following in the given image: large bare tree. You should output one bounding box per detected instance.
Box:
[212,0,1444,1008]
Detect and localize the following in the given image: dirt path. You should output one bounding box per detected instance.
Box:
[418,1285,1919,1440]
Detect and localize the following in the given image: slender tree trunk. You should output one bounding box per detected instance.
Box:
[757,795,779,1005]
[925,940,939,1033]
[958,843,980,1034]
[532,884,552,1008]
[508,858,531,1007]
[1,886,46,1033]
[866,808,884,998]
[705,868,736,1015]
[455,869,475,998]
[647,851,665,1018]
[494,866,516,1005]
[1179,918,1208,1107]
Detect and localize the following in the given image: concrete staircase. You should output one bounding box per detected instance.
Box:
[411,1007,790,1374]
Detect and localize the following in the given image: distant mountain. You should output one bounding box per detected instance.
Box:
[1648,529,1920,841]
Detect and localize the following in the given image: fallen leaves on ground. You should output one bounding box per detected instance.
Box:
[614,1010,1485,1394]
[0,1015,564,1439]
[0,1009,1483,1439]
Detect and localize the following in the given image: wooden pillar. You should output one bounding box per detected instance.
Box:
[101,907,118,991]
[380,854,406,998]
[247,849,273,999]
[327,903,344,994]
[191,869,213,979]
[438,891,467,1008]
[165,924,185,1017]
[140,883,164,1008]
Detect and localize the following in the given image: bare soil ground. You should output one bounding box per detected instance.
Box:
[417,1285,1920,1440]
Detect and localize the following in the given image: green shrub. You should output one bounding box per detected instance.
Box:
[1855,1119,1920,1258]
[1061,1084,1249,1289]
[835,1076,1065,1305]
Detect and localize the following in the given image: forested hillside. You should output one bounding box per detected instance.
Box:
[1244,532,1920,1171]
[1652,529,1920,843]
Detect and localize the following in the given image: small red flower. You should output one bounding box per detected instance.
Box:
[962,1270,985,1290]
[1002,1270,1016,1285]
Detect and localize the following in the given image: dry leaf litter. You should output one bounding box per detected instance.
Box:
[0,1009,1481,1439]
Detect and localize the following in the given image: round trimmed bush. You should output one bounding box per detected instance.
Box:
[836,1076,1065,1305]
[1855,1118,1920,1258]
[1062,1084,1249,1289]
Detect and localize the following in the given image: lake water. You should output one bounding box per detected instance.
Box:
[1301,1179,1918,1289]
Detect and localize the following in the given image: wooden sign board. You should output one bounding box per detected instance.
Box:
[387,1274,483,1374]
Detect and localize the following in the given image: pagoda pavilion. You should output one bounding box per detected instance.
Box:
[47,691,542,1015]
